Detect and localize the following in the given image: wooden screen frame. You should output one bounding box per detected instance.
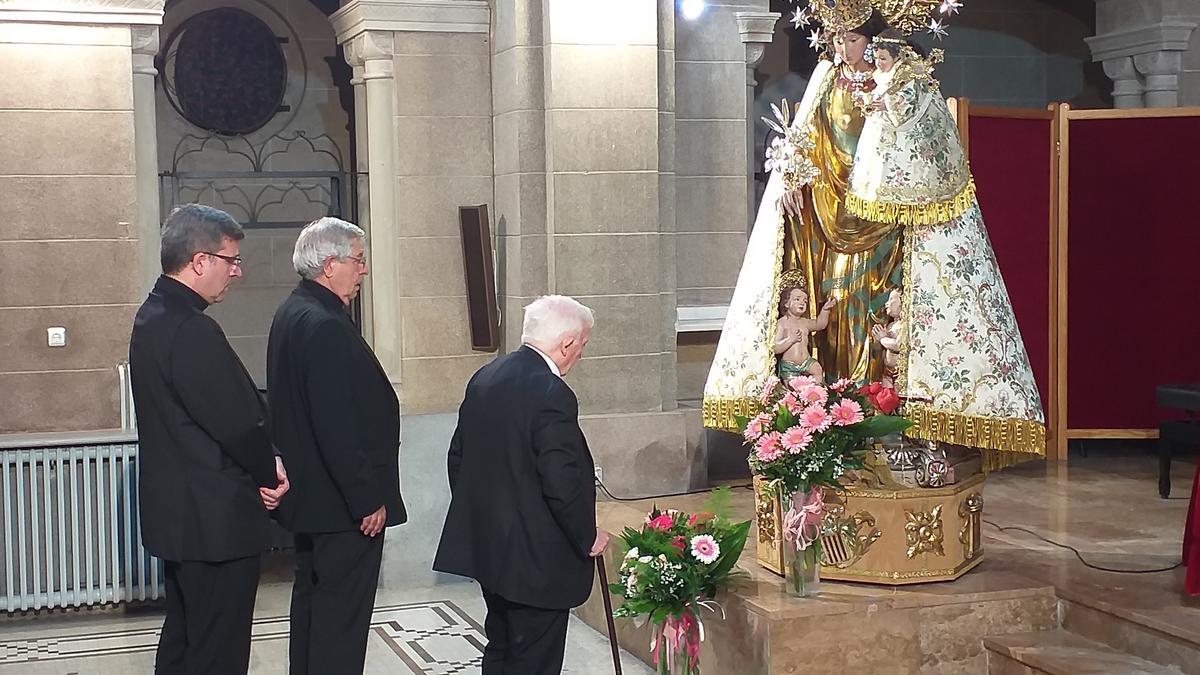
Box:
[1056,106,1200,450]
[956,98,1062,459]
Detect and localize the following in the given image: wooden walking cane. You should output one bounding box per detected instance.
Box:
[597,558,623,674]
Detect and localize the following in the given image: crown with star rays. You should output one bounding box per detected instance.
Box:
[790,0,964,49]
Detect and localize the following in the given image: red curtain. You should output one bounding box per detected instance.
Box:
[1067,118,1200,430]
[968,115,1053,412]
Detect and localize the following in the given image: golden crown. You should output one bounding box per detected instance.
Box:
[781,269,808,289]
[794,0,962,40]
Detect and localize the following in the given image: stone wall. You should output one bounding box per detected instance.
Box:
[157,0,352,387]
[0,22,141,433]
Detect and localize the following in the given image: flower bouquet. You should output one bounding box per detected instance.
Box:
[736,375,910,595]
[609,488,751,675]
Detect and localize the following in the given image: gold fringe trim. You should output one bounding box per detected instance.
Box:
[905,403,1045,469]
[702,396,756,432]
[845,179,976,226]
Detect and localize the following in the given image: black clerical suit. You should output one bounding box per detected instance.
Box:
[130,275,279,675]
[433,346,597,675]
[266,279,406,675]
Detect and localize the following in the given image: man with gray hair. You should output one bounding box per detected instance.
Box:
[130,204,288,674]
[434,295,609,674]
[266,217,406,674]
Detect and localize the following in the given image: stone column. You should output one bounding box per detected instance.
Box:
[1087,1,1197,108]
[1135,50,1184,107]
[345,44,374,343]
[736,11,780,233]
[131,25,160,296]
[351,31,401,385]
[333,0,494,413]
[1102,56,1144,108]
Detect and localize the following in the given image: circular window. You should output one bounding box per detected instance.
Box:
[162,8,287,136]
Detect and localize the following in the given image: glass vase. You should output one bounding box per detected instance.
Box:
[786,542,822,598]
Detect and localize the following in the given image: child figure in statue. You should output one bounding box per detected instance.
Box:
[775,282,836,382]
[871,288,903,388]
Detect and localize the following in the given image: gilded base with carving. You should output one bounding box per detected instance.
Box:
[753,473,986,585]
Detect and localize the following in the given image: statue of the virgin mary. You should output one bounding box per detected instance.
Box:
[703,0,1045,470]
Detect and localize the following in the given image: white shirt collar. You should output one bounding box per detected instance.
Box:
[524,344,561,377]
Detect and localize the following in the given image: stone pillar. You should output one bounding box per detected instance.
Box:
[131,25,160,297]
[1135,50,1183,107]
[350,31,401,385]
[333,0,494,414]
[345,44,373,343]
[736,11,780,234]
[1087,0,1197,108]
[1102,56,1144,108]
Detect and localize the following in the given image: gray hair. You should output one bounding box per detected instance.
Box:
[521,295,595,347]
[160,204,244,274]
[292,217,366,280]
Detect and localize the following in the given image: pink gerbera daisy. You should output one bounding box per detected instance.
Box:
[779,391,803,415]
[800,404,832,432]
[755,432,784,462]
[781,425,813,454]
[690,534,721,564]
[830,378,854,393]
[830,399,865,426]
[758,376,781,403]
[788,375,817,390]
[798,384,828,406]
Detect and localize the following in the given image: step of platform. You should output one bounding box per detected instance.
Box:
[984,630,1184,675]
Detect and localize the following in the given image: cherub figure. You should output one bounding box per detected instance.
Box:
[871,287,903,388]
[775,279,836,382]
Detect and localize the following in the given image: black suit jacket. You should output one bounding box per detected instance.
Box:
[130,275,278,562]
[433,346,596,610]
[266,280,406,533]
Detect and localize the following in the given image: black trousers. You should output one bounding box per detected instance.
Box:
[480,589,570,675]
[155,556,261,675]
[289,530,385,675]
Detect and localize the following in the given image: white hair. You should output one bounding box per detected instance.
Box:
[292,217,366,280]
[521,295,595,347]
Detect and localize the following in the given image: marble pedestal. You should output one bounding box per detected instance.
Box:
[754,475,987,584]
[581,492,1057,674]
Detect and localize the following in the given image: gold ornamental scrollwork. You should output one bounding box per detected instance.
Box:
[904,504,945,558]
[755,489,778,544]
[958,492,984,560]
[820,502,883,569]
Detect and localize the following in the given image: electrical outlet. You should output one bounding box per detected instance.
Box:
[594,466,603,484]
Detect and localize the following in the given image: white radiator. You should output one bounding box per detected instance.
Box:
[1,442,163,612]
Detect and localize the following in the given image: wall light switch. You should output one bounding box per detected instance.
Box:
[47,327,67,348]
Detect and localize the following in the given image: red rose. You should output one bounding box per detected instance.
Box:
[671,536,687,553]
[874,387,901,414]
[868,382,883,395]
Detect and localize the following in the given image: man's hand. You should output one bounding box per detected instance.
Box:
[361,505,387,537]
[259,456,290,511]
[589,529,611,558]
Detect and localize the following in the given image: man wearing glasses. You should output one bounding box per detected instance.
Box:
[129,203,290,674]
[266,217,406,674]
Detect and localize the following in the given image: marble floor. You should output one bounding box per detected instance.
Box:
[0,576,652,674]
[0,448,1195,674]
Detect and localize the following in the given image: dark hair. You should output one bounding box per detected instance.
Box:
[160,204,244,274]
[874,28,929,60]
[778,284,806,318]
[847,10,889,41]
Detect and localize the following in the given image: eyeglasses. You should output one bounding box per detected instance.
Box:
[204,252,243,267]
[341,254,367,268]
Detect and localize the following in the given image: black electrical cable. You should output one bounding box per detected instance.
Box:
[983,519,1182,574]
[595,478,753,502]
[596,481,1185,575]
